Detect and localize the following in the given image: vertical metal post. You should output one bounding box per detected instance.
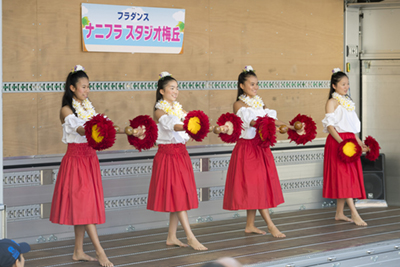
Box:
[0,0,5,239]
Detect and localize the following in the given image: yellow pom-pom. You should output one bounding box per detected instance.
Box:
[188,116,201,134]
[92,124,104,143]
[343,141,356,157]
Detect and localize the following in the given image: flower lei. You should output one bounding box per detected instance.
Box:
[238,94,264,109]
[332,92,355,112]
[155,100,185,120]
[72,98,96,121]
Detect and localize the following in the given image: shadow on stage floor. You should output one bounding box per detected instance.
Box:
[25,206,400,267]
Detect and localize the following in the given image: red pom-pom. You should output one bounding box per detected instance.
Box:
[84,114,116,151]
[216,113,243,143]
[254,115,277,147]
[338,138,362,163]
[287,114,317,145]
[127,115,158,151]
[364,136,380,161]
[183,110,210,142]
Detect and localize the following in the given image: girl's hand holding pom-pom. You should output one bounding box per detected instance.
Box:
[213,113,243,143]
[287,114,317,145]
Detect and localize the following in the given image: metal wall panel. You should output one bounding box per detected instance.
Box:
[360,7,400,59]
[362,60,400,206]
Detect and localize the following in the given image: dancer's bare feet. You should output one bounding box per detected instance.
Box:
[166,237,189,247]
[72,251,97,262]
[245,225,266,235]
[352,214,367,226]
[335,214,353,222]
[97,251,114,267]
[187,237,208,251]
[268,225,286,238]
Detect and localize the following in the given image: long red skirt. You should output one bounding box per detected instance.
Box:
[223,138,284,210]
[50,143,106,225]
[323,133,366,199]
[147,144,199,212]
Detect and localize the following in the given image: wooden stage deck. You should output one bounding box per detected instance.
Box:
[25,206,400,267]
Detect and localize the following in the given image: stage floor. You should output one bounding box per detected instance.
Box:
[25,206,400,267]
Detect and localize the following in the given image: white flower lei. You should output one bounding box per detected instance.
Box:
[238,94,264,109]
[155,100,185,120]
[72,98,96,121]
[332,92,355,112]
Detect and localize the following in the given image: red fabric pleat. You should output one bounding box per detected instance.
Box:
[50,143,106,225]
[323,133,366,199]
[223,138,284,210]
[147,144,199,212]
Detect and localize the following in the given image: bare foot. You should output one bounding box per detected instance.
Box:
[72,251,97,262]
[268,225,286,238]
[166,237,189,247]
[352,214,368,226]
[244,225,266,235]
[335,214,353,222]
[187,237,208,251]
[97,251,114,267]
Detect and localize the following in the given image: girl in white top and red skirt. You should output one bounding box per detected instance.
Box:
[223,66,300,238]
[50,66,113,267]
[322,69,368,226]
[146,72,208,251]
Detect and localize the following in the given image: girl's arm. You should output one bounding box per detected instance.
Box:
[355,135,369,152]
[154,109,185,132]
[234,101,257,127]
[325,99,342,143]
[60,106,85,136]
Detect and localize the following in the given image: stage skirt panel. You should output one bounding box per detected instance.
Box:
[323,132,366,199]
[147,143,199,212]
[50,143,106,225]
[223,138,284,210]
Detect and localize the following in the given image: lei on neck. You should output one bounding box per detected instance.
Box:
[72,98,96,121]
[155,100,185,120]
[332,92,355,112]
[238,94,264,109]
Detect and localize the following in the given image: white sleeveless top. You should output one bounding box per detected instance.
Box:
[62,114,87,144]
[156,114,190,145]
[322,105,360,134]
[236,106,278,139]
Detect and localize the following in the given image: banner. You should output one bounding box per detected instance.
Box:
[81,3,185,54]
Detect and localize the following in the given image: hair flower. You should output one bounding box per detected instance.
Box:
[332,68,341,74]
[72,65,85,73]
[159,71,172,80]
[243,65,254,73]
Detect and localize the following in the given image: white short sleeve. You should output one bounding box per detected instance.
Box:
[264,108,278,120]
[62,114,87,143]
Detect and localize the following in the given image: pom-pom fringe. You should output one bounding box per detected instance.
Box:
[287,114,317,145]
[127,115,158,151]
[84,114,116,151]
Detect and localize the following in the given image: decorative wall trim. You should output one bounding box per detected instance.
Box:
[100,163,153,180]
[209,157,231,171]
[7,205,41,221]
[273,151,324,166]
[208,177,323,201]
[209,186,225,200]
[104,194,148,210]
[3,80,330,93]
[3,171,41,187]
[281,177,323,192]
[208,150,324,171]
[52,159,200,184]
